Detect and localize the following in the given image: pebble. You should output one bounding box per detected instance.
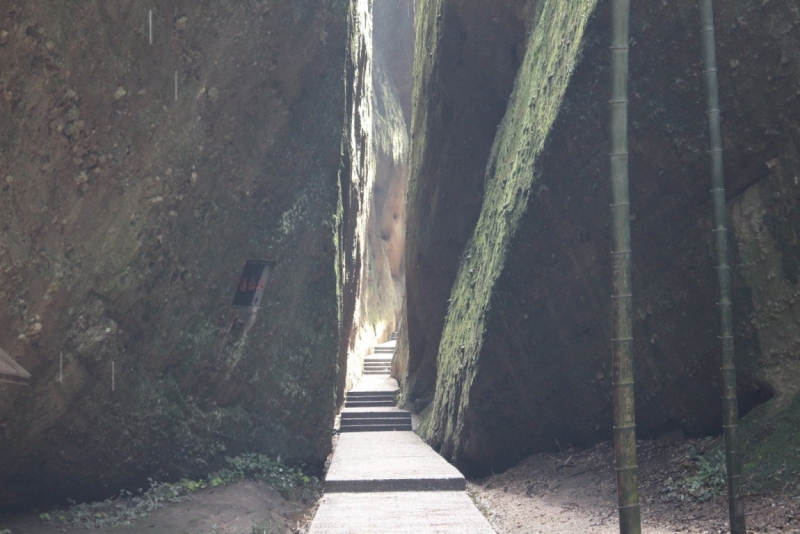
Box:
[114,86,127,100]
[5,175,13,184]
[0,30,8,45]
[74,171,88,185]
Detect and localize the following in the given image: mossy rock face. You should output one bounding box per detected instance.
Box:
[741,392,800,494]
[0,0,354,510]
[421,0,798,476]
[402,0,532,406]
[423,0,600,472]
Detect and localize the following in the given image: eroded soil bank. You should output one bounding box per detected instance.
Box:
[1,480,316,534]
[473,436,800,534]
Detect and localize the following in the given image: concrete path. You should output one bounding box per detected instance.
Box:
[325,432,465,492]
[309,337,495,533]
[350,374,399,392]
[310,491,494,533]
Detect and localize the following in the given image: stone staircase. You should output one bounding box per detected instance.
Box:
[338,335,412,433]
[310,333,494,533]
[339,410,412,432]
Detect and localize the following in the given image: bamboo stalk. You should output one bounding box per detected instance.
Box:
[609,1,641,533]
[698,2,746,532]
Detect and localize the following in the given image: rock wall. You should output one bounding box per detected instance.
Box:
[0,0,366,510]
[339,0,410,392]
[399,0,534,402]
[335,0,374,403]
[407,0,800,477]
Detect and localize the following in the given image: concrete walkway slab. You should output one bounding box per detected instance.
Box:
[365,353,393,360]
[309,491,495,533]
[326,432,465,492]
[350,375,399,393]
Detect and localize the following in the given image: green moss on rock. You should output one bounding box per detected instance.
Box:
[423,0,598,469]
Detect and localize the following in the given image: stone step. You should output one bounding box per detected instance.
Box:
[341,413,410,421]
[341,411,410,419]
[339,424,412,432]
[340,414,412,425]
[345,395,395,402]
[346,394,395,401]
[363,371,390,375]
[344,399,395,408]
[340,418,411,427]
[346,391,395,398]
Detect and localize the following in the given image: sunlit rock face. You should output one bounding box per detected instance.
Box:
[339,0,411,394]
[0,0,365,510]
[407,0,800,476]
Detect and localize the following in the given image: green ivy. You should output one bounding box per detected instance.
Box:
[664,447,727,503]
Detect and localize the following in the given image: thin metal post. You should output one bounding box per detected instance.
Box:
[609,1,641,532]
[698,2,746,532]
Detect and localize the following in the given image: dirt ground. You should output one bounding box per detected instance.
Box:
[471,435,800,534]
[0,481,316,534]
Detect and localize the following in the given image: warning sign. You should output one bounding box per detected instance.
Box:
[232,260,276,308]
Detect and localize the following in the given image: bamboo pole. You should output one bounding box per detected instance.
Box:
[609,1,641,533]
[698,2,746,532]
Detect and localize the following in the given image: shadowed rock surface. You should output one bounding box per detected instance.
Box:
[399,0,535,404]
[401,0,800,480]
[0,0,378,510]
